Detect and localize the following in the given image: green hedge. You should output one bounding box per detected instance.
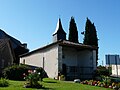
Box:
[3,65,31,80]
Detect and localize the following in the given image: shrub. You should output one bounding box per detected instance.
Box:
[60,75,65,81]
[35,67,48,81]
[97,66,111,76]
[24,70,42,88]
[3,64,31,80]
[0,78,9,87]
[93,66,112,80]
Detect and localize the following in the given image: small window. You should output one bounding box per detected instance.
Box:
[23,59,25,64]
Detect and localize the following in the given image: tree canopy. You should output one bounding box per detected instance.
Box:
[68,16,79,43]
[83,18,98,65]
[83,18,98,46]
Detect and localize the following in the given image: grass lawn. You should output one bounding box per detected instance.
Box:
[0,78,112,90]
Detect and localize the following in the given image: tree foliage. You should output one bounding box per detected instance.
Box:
[0,78,9,87]
[83,18,98,65]
[3,64,31,80]
[83,18,98,46]
[68,16,79,43]
[94,65,111,76]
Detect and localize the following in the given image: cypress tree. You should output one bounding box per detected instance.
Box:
[83,18,98,65]
[68,16,79,43]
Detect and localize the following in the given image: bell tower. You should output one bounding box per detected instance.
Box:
[53,18,66,42]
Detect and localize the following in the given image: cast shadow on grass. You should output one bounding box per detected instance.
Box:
[39,87,53,90]
[24,86,52,90]
[43,81,57,83]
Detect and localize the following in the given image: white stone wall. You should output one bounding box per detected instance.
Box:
[20,44,96,80]
[20,52,43,67]
[20,44,59,79]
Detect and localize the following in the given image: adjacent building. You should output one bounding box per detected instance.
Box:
[106,54,120,77]
[0,39,14,72]
[0,29,29,73]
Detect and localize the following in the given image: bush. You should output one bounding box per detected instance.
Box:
[0,78,9,87]
[93,65,112,80]
[101,76,111,86]
[35,67,48,81]
[24,70,42,88]
[3,64,31,80]
[60,75,65,81]
[97,66,111,76]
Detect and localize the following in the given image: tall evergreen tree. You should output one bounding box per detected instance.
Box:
[83,18,98,65]
[68,16,79,43]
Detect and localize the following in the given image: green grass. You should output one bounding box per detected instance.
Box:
[0,78,112,90]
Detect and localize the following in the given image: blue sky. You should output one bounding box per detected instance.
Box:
[0,0,120,65]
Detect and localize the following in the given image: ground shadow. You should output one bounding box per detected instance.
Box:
[25,87,53,90]
[43,81,57,83]
[40,87,53,90]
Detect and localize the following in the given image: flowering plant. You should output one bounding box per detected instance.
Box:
[23,70,42,88]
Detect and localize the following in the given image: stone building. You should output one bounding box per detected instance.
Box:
[20,18,97,80]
